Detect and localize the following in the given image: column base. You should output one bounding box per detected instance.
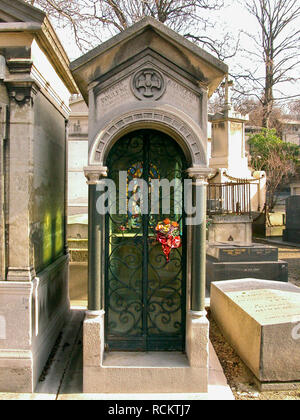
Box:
[7,266,36,282]
[83,310,209,394]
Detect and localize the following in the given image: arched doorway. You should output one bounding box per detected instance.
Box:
[105,129,187,351]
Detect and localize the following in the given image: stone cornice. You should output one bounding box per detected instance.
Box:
[36,17,78,94]
[6,58,33,74]
[0,19,78,94]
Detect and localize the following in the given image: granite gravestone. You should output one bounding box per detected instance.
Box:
[206,215,288,289]
[283,195,300,244]
[211,279,300,390]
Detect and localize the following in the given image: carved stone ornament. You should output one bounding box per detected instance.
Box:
[84,165,108,185]
[7,83,39,107]
[91,109,207,167]
[131,68,165,100]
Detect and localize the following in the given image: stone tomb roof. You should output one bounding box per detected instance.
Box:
[70,16,228,103]
[0,0,77,94]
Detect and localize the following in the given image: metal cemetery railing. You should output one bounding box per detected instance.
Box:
[207,182,252,217]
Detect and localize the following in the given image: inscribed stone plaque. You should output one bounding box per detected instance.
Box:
[164,77,199,118]
[226,289,300,325]
[97,79,131,110]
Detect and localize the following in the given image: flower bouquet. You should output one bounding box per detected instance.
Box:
[155,218,181,262]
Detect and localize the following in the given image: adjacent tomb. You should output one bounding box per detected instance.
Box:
[211,279,300,390]
[0,0,77,392]
[206,215,288,290]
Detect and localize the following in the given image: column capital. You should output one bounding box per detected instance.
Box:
[84,165,108,185]
[6,80,40,107]
[186,166,211,184]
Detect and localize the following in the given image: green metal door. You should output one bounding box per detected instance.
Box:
[105,130,187,351]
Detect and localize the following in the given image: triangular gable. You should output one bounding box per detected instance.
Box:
[71,16,228,103]
[0,0,44,23]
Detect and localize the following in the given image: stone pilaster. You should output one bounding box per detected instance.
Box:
[6,81,40,282]
[84,165,107,311]
[0,97,8,281]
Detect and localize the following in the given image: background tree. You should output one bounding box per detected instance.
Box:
[288,100,300,120]
[236,98,284,133]
[248,128,299,210]
[27,0,226,56]
[233,0,300,128]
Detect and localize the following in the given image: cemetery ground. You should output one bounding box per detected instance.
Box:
[208,242,300,400]
[0,243,299,400]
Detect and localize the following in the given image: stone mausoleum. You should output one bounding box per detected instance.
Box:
[70,17,227,393]
[0,0,77,392]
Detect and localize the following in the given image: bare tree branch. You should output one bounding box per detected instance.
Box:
[240,0,300,127]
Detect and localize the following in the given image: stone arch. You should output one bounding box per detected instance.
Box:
[89,109,207,167]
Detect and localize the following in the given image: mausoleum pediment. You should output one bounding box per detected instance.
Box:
[70,17,228,104]
[91,53,204,128]
[0,0,44,23]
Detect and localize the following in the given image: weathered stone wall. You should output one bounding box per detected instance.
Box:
[0,87,70,392]
[31,92,66,273]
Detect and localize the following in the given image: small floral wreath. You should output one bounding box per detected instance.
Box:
[155,218,181,262]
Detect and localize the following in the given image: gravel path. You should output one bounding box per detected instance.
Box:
[209,244,300,400]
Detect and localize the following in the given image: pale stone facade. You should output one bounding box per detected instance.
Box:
[68,95,89,217]
[280,118,300,146]
[70,17,227,394]
[0,0,77,392]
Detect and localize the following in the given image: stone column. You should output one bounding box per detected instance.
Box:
[185,167,210,388]
[187,167,210,315]
[83,166,107,373]
[84,165,107,311]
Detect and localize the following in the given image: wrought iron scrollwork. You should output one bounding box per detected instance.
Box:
[105,130,187,351]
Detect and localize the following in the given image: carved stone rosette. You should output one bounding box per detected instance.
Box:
[131,68,165,100]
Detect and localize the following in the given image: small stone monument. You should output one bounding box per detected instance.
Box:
[206,215,288,288]
[211,279,300,390]
[208,77,266,213]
